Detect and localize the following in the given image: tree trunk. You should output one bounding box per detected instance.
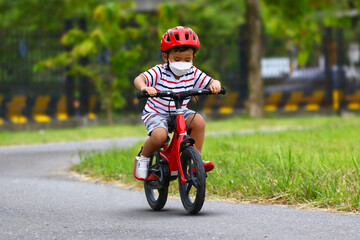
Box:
[245,0,264,118]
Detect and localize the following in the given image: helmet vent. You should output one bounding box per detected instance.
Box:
[160,27,200,52]
[185,32,189,40]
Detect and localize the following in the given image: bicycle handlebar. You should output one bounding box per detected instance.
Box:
[136,87,227,99]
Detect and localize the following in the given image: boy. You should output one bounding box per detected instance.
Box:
[133,26,221,180]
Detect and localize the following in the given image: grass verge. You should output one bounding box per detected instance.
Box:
[0,124,147,146]
[72,115,360,212]
[0,114,358,146]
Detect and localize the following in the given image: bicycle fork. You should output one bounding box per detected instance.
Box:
[174,109,193,184]
[159,108,193,184]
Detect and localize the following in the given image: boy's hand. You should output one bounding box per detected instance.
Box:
[208,80,221,94]
[141,86,157,97]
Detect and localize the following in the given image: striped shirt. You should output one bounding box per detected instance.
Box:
[141,63,213,122]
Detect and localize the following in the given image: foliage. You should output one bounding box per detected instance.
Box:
[0,0,64,33]
[35,1,153,124]
[156,0,246,80]
[262,0,360,66]
[3,0,360,117]
[155,0,360,70]
[0,0,103,33]
[32,0,248,121]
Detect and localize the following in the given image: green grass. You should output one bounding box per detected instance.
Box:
[202,124,360,211]
[0,124,147,146]
[1,114,358,146]
[72,115,360,212]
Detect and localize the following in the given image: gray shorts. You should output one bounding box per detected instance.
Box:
[145,110,195,136]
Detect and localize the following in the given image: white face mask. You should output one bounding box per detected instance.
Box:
[169,60,193,77]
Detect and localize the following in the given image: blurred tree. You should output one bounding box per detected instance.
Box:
[245,0,359,117]
[4,0,359,120]
[0,0,102,33]
[156,0,245,79]
[156,0,266,117]
[262,0,360,66]
[243,0,360,118]
[35,1,150,125]
[0,0,64,33]
[246,0,263,118]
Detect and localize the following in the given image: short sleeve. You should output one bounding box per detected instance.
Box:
[193,67,213,89]
[141,66,161,87]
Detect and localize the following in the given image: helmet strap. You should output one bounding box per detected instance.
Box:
[166,56,174,74]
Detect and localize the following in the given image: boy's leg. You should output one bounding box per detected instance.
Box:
[133,127,168,180]
[185,113,205,153]
[185,113,214,172]
[141,127,168,157]
[134,113,169,180]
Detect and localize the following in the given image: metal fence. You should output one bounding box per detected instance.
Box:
[261,27,360,113]
[1,25,360,125]
[0,30,100,124]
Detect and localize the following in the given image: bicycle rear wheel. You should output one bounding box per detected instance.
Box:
[144,150,169,210]
[178,146,206,214]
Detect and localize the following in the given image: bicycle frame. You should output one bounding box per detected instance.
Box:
[137,88,226,184]
[145,104,190,184]
[161,111,188,184]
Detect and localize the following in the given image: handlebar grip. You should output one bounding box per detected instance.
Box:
[136,91,150,99]
[219,87,226,95]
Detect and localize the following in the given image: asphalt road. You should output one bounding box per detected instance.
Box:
[1,139,360,240]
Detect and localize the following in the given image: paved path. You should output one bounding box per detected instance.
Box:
[1,138,360,239]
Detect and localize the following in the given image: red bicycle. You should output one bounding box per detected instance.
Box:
[135,88,226,214]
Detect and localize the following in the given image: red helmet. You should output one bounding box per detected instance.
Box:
[160,26,200,53]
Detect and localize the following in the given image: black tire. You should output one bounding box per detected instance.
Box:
[144,185,168,211]
[178,146,206,214]
[144,151,169,211]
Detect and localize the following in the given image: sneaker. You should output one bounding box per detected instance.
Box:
[203,161,214,172]
[133,156,150,180]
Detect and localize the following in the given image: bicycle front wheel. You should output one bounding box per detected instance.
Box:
[178,146,206,214]
[144,185,168,211]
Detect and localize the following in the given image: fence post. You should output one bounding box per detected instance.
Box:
[323,27,339,113]
[78,18,90,117]
[63,18,75,117]
[238,24,248,109]
[336,27,345,114]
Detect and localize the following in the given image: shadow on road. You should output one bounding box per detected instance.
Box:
[115,206,225,218]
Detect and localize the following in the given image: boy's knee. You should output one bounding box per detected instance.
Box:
[189,114,205,130]
[150,128,168,145]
